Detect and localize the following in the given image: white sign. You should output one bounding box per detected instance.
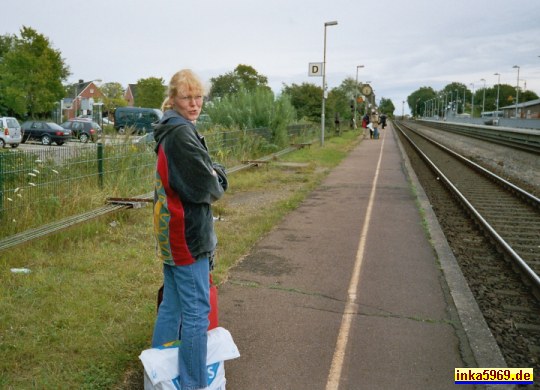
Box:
[309,62,323,77]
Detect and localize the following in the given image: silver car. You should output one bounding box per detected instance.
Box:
[0,117,22,148]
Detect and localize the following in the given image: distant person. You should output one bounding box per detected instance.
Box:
[362,113,370,139]
[370,110,380,139]
[334,112,341,134]
[151,69,228,390]
[380,113,387,129]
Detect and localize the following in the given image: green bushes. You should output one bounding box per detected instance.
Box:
[204,88,296,148]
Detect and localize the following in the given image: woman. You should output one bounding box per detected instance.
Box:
[151,69,227,389]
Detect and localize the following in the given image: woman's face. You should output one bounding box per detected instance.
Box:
[172,90,203,122]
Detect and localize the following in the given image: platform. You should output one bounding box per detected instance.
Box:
[218,123,508,389]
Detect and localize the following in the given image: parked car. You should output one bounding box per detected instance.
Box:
[114,107,162,134]
[74,115,112,126]
[60,119,102,143]
[21,121,71,146]
[0,117,22,148]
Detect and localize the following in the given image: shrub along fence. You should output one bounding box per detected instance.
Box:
[0,124,317,237]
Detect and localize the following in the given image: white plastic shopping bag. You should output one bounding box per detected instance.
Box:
[140,327,240,390]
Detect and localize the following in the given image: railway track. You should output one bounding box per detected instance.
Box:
[417,120,540,154]
[394,120,540,383]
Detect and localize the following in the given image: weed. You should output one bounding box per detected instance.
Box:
[0,130,363,388]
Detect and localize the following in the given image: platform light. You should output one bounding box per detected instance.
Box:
[512,65,520,118]
[469,83,475,117]
[480,78,486,116]
[494,73,501,115]
[321,20,338,146]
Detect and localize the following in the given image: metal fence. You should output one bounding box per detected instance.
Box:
[0,124,317,237]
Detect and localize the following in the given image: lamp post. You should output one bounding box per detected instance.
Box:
[320,20,338,146]
[402,100,405,119]
[443,92,447,119]
[494,72,500,115]
[354,65,364,129]
[480,78,486,116]
[469,83,474,117]
[454,90,458,114]
[512,65,520,118]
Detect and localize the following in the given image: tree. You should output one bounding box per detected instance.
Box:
[100,82,128,116]
[412,81,540,118]
[135,77,166,108]
[514,89,539,104]
[329,77,367,127]
[378,98,395,117]
[327,87,351,129]
[0,34,13,57]
[209,64,271,98]
[336,77,360,100]
[281,82,321,122]
[0,34,15,115]
[0,26,69,118]
[407,86,436,117]
[439,82,470,115]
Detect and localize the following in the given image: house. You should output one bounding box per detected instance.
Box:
[62,80,104,120]
[124,84,137,107]
[500,98,540,119]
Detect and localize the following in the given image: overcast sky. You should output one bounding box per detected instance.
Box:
[4,0,540,114]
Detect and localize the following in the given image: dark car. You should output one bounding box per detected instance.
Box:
[114,107,162,134]
[21,121,72,146]
[60,119,102,143]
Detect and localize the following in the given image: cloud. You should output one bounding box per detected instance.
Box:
[2,0,539,114]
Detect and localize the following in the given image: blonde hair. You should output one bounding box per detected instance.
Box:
[161,69,205,111]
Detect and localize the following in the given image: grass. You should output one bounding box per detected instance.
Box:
[0,130,362,389]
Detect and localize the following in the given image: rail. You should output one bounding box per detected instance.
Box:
[415,119,540,154]
[395,120,540,296]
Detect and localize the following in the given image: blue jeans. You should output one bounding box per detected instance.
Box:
[152,259,210,390]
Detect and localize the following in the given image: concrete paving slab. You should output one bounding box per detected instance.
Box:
[218,125,503,389]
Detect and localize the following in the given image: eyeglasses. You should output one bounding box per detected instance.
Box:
[178,95,204,103]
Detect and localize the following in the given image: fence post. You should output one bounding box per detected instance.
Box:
[0,154,3,217]
[97,143,104,189]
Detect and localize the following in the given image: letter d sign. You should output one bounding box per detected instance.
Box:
[309,62,323,77]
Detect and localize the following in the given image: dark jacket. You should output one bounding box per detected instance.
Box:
[153,110,227,266]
